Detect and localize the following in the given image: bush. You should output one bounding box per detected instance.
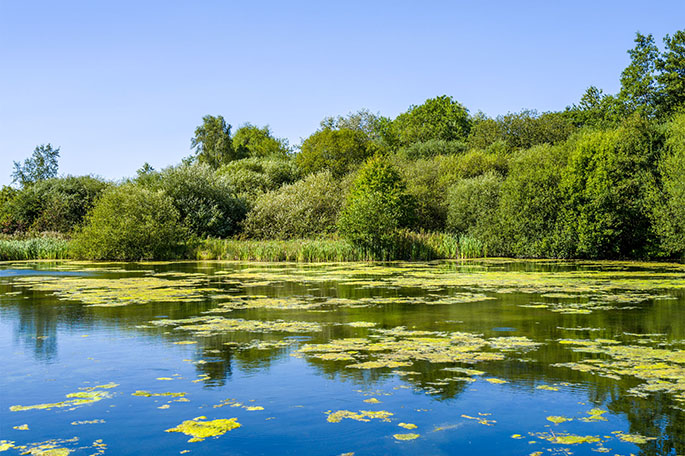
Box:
[0,176,109,234]
[560,116,659,258]
[71,185,188,260]
[497,144,568,257]
[652,113,685,257]
[242,171,346,239]
[399,139,467,159]
[296,128,376,176]
[337,156,414,258]
[446,172,503,246]
[145,164,246,238]
[217,157,300,202]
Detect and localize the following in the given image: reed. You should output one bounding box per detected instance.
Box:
[0,238,71,261]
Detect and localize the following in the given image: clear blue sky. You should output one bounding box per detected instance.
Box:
[1,0,683,185]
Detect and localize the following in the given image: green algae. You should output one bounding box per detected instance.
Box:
[536,385,559,391]
[461,414,496,426]
[393,433,419,441]
[326,410,393,423]
[546,416,571,424]
[0,441,13,452]
[13,424,29,430]
[398,422,417,429]
[132,391,186,397]
[13,275,221,307]
[165,416,241,442]
[614,432,655,444]
[150,316,321,336]
[10,385,114,412]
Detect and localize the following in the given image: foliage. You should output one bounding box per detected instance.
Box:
[468,110,576,151]
[144,163,246,238]
[71,184,188,260]
[497,145,568,257]
[232,124,290,158]
[392,95,471,146]
[0,176,110,234]
[560,116,659,259]
[0,237,70,261]
[296,128,376,176]
[337,156,414,258]
[399,139,467,159]
[217,157,300,202]
[619,32,660,117]
[446,172,503,250]
[656,30,685,115]
[191,115,242,168]
[242,171,346,239]
[12,144,60,187]
[320,109,391,144]
[651,113,685,256]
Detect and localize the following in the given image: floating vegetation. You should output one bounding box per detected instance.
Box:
[363,398,381,404]
[485,378,507,384]
[10,384,115,412]
[535,432,601,445]
[214,399,264,412]
[165,416,241,442]
[546,416,571,424]
[614,432,656,444]
[150,316,321,336]
[554,338,685,406]
[131,391,186,398]
[13,275,221,307]
[13,424,29,430]
[325,410,393,423]
[461,414,496,426]
[536,385,559,391]
[393,433,420,441]
[70,420,105,425]
[580,408,608,422]
[398,423,417,430]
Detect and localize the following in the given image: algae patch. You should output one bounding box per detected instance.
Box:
[165,416,241,442]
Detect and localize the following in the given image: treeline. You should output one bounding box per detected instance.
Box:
[1,30,684,261]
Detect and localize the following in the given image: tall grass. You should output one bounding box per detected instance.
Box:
[194,232,486,262]
[0,238,71,261]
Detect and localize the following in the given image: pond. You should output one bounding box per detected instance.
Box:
[0,259,684,455]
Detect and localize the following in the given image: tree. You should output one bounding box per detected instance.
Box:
[619,32,660,117]
[320,109,391,144]
[191,115,242,168]
[71,184,187,260]
[656,30,685,115]
[393,95,471,146]
[337,156,414,258]
[296,128,375,176]
[232,124,290,158]
[12,144,60,187]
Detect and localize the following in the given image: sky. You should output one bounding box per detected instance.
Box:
[1,0,684,185]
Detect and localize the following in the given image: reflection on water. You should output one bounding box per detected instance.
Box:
[0,260,684,455]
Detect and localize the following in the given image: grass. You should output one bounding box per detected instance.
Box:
[194,232,486,262]
[0,237,71,261]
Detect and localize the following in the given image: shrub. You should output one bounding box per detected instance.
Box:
[217,157,300,202]
[337,156,414,258]
[652,113,685,257]
[296,128,376,176]
[242,171,346,239]
[497,144,568,257]
[399,139,467,159]
[560,116,659,258]
[146,163,246,238]
[71,185,187,260]
[0,176,109,234]
[446,172,503,248]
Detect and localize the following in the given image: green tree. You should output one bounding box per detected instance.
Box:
[296,128,375,176]
[337,156,414,258]
[619,32,660,117]
[242,171,345,239]
[560,116,659,258]
[656,30,685,115]
[191,115,242,168]
[497,144,568,257]
[393,95,471,146]
[217,157,300,202]
[652,113,685,256]
[12,144,60,187]
[144,163,246,238]
[446,172,503,246]
[232,124,290,158]
[71,184,187,260]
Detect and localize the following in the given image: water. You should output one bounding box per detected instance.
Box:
[0,260,683,455]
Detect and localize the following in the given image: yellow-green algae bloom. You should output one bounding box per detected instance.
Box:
[165,416,241,442]
[546,416,571,424]
[326,410,393,423]
[10,386,114,412]
[398,423,417,430]
[393,433,420,441]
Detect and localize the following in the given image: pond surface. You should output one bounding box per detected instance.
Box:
[1,259,684,455]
